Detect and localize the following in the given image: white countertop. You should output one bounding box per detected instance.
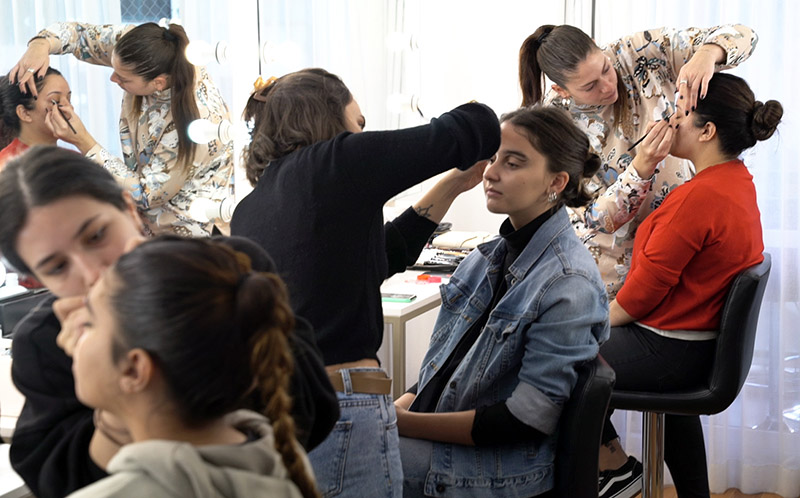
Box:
[380,271,447,318]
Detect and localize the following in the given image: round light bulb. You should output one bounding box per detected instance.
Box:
[187,119,220,144]
[188,197,234,223]
[188,119,249,145]
[185,40,228,65]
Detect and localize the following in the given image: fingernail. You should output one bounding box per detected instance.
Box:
[676,124,680,129]
[665,116,670,123]
[33,96,37,100]
[685,111,689,116]
[679,95,684,99]
[37,75,43,81]
[691,106,695,112]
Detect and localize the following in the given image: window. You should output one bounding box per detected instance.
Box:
[121,0,171,23]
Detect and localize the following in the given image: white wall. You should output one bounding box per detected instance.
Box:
[385,0,567,231]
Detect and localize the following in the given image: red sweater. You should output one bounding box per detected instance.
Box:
[0,138,30,170]
[616,160,763,331]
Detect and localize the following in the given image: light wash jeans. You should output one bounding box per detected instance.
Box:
[399,436,432,497]
[308,368,402,497]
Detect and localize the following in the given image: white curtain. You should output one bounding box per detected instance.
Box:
[587,1,800,496]
[1,1,124,158]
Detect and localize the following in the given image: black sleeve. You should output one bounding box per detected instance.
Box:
[286,316,339,450]
[315,102,500,210]
[471,401,547,447]
[384,207,438,277]
[9,296,108,498]
[406,382,418,395]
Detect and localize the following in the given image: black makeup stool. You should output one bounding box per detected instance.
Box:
[554,354,616,497]
[610,254,771,498]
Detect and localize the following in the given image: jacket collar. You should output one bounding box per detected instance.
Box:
[476,207,572,281]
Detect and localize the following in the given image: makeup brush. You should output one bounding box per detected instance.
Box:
[51,99,77,134]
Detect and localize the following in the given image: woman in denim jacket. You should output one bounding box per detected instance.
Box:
[396,106,610,497]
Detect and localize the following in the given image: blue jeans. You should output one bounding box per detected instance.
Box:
[309,368,402,497]
[399,436,432,498]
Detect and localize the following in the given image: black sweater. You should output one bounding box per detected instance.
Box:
[231,103,500,366]
[9,236,338,498]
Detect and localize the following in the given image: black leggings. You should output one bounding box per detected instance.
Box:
[601,323,716,498]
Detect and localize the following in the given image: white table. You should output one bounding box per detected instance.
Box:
[0,445,29,498]
[380,271,445,399]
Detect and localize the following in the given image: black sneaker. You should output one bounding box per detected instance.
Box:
[598,456,643,498]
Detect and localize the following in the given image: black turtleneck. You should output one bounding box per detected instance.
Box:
[410,207,558,446]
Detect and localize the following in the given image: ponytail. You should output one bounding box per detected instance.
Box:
[115,23,199,170]
[242,274,319,498]
[519,25,554,106]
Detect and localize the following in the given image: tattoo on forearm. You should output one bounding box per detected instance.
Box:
[415,204,434,219]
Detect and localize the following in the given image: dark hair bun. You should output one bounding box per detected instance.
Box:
[583,152,601,178]
[752,100,783,141]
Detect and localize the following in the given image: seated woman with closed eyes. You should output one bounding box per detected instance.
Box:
[396,107,609,498]
[598,73,782,498]
[0,67,72,169]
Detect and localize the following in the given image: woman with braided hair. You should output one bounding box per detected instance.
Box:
[0,146,336,497]
[66,236,317,497]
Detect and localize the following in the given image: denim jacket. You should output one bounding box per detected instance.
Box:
[410,208,609,497]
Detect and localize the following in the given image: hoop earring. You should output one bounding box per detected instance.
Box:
[548,191,558,203]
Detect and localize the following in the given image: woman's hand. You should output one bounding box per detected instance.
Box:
[444,160,489,195]
[9,39,52,97]
[411,160,489,224]
[44,101,98,154]
[630,120,675,178]
[677,44,725,113]
[53,296,89,357]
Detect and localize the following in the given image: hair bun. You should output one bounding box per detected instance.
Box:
[751,99,783,141]
[583,152,601,178]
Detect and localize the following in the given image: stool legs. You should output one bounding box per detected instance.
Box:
[642,412,665,498]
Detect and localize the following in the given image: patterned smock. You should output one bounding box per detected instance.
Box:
[544,25,757,297]
[35,22,233,236]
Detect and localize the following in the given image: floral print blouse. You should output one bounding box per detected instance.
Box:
[36,22,234,237]
[544,25,757,297]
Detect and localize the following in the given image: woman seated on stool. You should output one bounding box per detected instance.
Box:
[0,67,71,168]
[395,106,609,498]
[66,236,315,497]
[598,73,782,498]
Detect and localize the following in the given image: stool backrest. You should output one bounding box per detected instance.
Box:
[554,354,616,497]
[705,253,771,413]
